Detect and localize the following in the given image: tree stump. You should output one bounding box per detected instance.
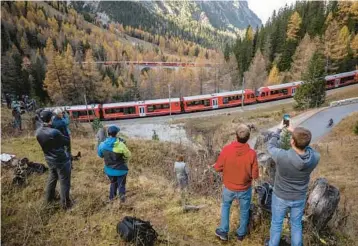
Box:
[306,178,340,231]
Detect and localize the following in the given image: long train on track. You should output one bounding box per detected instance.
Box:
[50,70,358,121]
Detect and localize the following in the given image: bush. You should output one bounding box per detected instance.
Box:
[354,121,358,135]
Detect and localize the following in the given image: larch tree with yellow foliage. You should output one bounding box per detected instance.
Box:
[286,11,302,41]
[267,65,280,85]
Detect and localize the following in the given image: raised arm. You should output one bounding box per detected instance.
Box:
[267,129,284,164]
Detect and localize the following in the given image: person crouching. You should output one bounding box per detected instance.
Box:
[98,125,131,202]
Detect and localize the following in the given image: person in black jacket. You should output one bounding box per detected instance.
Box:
[36,110,72,209]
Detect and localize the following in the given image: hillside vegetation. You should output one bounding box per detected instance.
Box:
[232,1,358,90]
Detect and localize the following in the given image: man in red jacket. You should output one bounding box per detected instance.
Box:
[214,124,259,242]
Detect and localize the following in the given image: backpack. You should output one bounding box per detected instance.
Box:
[255,182,273,212]
[117,216,157,246]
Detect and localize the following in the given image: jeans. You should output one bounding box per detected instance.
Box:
[45,160,71,208]
[108,175,127,200]
[269,193,306,246]
[218,186,252,236]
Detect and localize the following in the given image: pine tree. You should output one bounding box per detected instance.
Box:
[294,51,326,109]
[224,43,230,62]
[245,50,267,90]
[286,11,302,41]
[267,65,280,85]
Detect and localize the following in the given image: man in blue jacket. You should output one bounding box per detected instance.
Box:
[36,110,72,209]
[98,125,131,202]
[52,108,71,155]
[265,124,320,246]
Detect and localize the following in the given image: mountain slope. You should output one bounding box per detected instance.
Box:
[72,1,262,48]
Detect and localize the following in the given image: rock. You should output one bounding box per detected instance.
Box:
[306,178,340,231]
[257,152,276,185]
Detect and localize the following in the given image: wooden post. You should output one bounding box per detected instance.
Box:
[84,93,90,123]
[241,76,245,110]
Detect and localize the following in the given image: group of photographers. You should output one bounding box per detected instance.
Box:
[34,106,319,245]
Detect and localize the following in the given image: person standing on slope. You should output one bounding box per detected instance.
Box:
[98,125,131,202]
[36,110,72,209]
[214,124,259,242]
[265,125,320,246]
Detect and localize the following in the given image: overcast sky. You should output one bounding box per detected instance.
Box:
[247,0,297,24]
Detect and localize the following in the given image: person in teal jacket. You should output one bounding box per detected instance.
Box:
[98,125,131,202]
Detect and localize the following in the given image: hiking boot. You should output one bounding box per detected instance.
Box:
[237,234,245,241]
[215,229,228,241]
[119,195,126,203]
[264,238,270,246]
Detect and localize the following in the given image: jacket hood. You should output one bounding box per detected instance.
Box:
[103,137,117,148]
[290,146,318,170]
[231,141,250,156]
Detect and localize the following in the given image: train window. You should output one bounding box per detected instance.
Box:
[204,99,210,106]
[261,92,266,97]
[247,95,250,99]
[223,97,229,104]
[341,75,354,83]
[250,94,255,98]
[162,104,170,109]
[282,89,288,95]
[147,105,154,112]
[73,110,94,117]
[266,92,268,96]
[123,107,136,114]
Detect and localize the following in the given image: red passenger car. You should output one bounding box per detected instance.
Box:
[325,70,358,89]
[214,89,256,107]
[67,104,101,121]
[102,98,181,120]
[256,81,303,103]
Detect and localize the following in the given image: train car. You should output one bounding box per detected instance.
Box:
[182,94,215,112]
[102,98,181,120]
[325,70,358,89]
[256,81,303,103]
[214,89,256,108]
[67,104,101,121]
[142,98,181,117]
[102,101,139,120]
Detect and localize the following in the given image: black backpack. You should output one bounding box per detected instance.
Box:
[255,182,273,212]
[117,216,157,246]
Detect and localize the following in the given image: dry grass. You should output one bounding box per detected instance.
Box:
[324,85,358,105]
[311,112,358,241]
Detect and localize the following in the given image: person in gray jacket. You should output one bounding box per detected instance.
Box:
[265,124,320,246]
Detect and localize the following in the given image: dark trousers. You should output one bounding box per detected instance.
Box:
[46,160,71,208]
[108,175,127,200]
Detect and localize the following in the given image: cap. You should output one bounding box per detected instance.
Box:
[107,125,120,135]
[40,110,53,123]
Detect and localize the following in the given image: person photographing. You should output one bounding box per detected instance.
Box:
[265,119,320,246]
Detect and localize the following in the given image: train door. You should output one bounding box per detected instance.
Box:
[139,106,146,117]
[212,98,218,109]
[335,78,340,88]
[291,87,297,96]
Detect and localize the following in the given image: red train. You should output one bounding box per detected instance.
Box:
[54,70,358,121]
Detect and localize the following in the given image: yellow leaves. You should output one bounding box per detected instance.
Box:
[351,34,358,58]
[246,26,254,41]
[339,26,350,46]
[287,11,302,41]
[48,17,59,33]
[267,65,280,85]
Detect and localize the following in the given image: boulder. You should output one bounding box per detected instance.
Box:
[306,178,340,231]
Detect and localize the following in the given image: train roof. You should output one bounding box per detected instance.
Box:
[325,70,357,80]
[183,94,216,101]
[258,81,303,91]
[103,98,180,108]
[214,90,245,97]
[67,104,100,110]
